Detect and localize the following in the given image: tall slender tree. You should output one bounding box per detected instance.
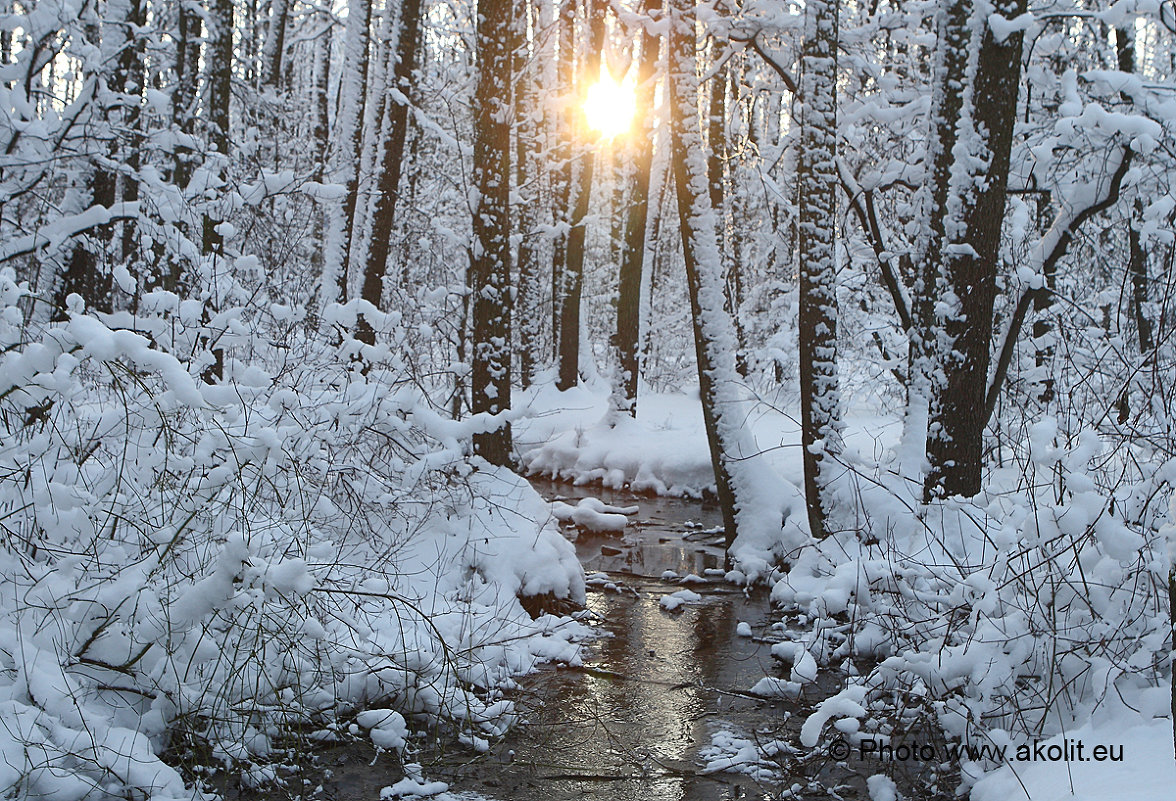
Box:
[555,0,606,390]
[321,0,371,307]
[666,0,743,545]
[615,0,661,415]
[357,0,424,344]
[515,0,544,388]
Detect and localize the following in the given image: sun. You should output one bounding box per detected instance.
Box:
[583,73,636,139]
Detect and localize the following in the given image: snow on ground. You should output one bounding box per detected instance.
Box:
[970,712,1175,801]
[516,375,900,578]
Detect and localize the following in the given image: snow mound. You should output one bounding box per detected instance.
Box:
[659,589,704,610]
[551,496,639,532]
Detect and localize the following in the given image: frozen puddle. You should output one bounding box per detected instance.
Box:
[432,481,798,801]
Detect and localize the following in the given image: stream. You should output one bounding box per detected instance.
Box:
[438,479,791,800]
[240,481,897,801]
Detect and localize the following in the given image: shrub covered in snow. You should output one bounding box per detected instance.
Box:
[0,274,586,799]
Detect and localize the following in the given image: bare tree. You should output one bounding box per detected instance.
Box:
[796,0,842,539]
[470,0,515,465]
[615,0,662,415]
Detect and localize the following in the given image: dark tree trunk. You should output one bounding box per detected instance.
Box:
[202,0,233,259]
[796,0,841,539]
[264,0,291,88]
[172,3,201,195]
[555,0,606,391]
[515,0,543,389]
[615,0,661,416]
[117,0,145,269]
[924,0,1026,500]
[470,0,514,466]
[550,0,575,364]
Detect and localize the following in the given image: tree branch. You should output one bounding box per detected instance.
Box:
[837,157,914,333]
[983,144,1135,425]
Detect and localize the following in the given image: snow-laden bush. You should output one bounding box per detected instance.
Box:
[774,427,1172,789]
[0,272,586,800]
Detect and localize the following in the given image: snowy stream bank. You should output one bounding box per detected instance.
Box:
[236,481,908,801]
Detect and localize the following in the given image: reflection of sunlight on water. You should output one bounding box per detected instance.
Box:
[435,481,786,800]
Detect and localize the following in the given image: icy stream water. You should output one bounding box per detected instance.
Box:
[240,481,882,801]
[436,479,790,800]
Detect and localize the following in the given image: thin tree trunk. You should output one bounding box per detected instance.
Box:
[322,0,371,307]
[550,0,575,364]
[666,0,740,546]
[556,0,605,391]
[515,0,543,388]
[616,0,661,416]
[357,0,424,344]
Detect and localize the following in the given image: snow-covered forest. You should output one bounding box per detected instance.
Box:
[0,0,1174,798]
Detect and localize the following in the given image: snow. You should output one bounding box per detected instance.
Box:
[516,377,901,580]
[867,774,899,801]
[0,297,591,801]
[971,716,1175,801]
[551,496,638,532]
[699,726,791,781]
[659,589,703,610]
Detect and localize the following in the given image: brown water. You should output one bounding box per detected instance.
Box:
[435,480,789,800]
[235,482,916,801]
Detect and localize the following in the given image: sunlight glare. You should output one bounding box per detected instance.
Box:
[583,74,636,139]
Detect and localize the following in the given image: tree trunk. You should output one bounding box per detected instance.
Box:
[357,0,423,344]
[470,0,514,466]
[550,0,575,365]
[172,2,201,195]
[796,0,842,539]
[905,0,969,477]
[924,0,1026,499]
[666,0,740,546]
[322,0,371,307]
[202,0,233,256]
[615,0,661,416]
[555,0,605,391]
[262,0,291,88]
[515,0,543,389]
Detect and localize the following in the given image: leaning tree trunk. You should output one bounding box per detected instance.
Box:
[796,0,842,539]
[357,0,423,344]
[615,0,661,416]
[666,0,742,546]
[470,0,514,466]
[924,0,1025,500]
